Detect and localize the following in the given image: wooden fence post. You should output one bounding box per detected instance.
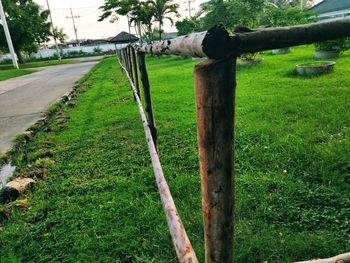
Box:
[123,48,128,71]
[117,50,123,73]
[126,46,135,78]
[194,56,237,263]
[131,47,141,99]
[138,51,157,147]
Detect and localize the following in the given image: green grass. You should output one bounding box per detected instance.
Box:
[0,59,76,70]
[0,68,35,81]
[0,46,349,262]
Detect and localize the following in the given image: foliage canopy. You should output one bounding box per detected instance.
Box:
[0,0,51,62]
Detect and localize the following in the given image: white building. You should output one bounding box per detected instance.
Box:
[311,0,350,21]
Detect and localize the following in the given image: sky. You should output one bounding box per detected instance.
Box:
[33,0,206,41]
[33,0,323,42]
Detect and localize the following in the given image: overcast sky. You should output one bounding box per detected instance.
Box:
[33,0,322,42]
[33,0,206,41]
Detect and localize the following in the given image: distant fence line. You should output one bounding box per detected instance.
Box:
[117,19,350,263]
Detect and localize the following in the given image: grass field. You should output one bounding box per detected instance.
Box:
[0,68,35,81]
[0,46,349,262]
[0,60,77,81]
[0,59,76,70]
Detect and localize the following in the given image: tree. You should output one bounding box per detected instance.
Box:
[53,27,68,43]
[175,15,202,36]
[99,0,155,42]
[129,2,156,41]
[99,0,139,34]
[263,7,315,27]
[199,0,236,31]
[199,0,267,32]
[147,0,179,40]
[0,0,51,63]
[175,18,196,36]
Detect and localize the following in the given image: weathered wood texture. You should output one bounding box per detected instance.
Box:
[131,47,140,98]
[117,56,198,263]
[137,18,350,59]
[237,19,350,54]
[126,47,132,80]
[194,56,237,263]
[137,51,157,146]
[294,252,350,263]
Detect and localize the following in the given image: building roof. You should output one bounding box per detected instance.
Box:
[311,0,350,14]
[109,31,139,43]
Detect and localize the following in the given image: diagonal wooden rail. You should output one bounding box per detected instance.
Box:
[116,53,198,263]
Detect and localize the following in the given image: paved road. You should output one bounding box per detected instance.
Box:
[0,61,99,153]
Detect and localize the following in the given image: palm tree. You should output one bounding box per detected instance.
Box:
[99,0,139,33]
[147,0,179,40]
[53,27,68,43]
[129,2,156,42]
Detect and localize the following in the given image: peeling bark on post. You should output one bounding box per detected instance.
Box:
[194,56,237,263]
[138,51,157,147]
[131,47,140,99]
[137,25,232,59]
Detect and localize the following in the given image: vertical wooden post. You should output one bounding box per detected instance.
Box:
[123,49,128,71]
[126,46,131,76]
[138,51,157,147]
[127,46,134,83]
[194,56,237,263]
[117,50,123,72]
[131,47,141,99]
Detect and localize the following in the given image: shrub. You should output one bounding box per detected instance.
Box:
[103,49,114,55]
[314,38,350,53]
[93,47,103,54]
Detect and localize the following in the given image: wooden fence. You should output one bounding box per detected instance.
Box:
[116,19,350,263]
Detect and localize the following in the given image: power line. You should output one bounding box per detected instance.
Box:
[79,9,100,17]
[52,5,100,11]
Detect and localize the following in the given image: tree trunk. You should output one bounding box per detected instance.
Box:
[159,22,162,40]
[14,46,24,64]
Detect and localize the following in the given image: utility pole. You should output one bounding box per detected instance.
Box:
[184,0,195,18]
[0,0,18,69]
[66,8,80,46]
[46,0,61,60]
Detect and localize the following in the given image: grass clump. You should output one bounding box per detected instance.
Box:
[0,46,349,262]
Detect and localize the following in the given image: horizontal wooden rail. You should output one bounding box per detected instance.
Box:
[236,18,350,54]
[137,18,350,59]
[116,55,198,263]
